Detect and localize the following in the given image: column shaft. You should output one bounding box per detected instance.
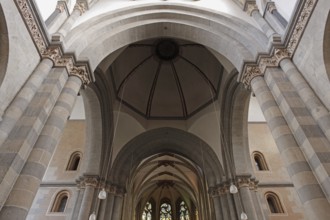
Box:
[0,68,67,211]
[251,76,330,220]
[239,187,258,220]
[280,59,330,143]
[52,3,85,41]
[112,196,123,220]
[251,11,280,42]
[0,59,53,146]
[0,75,82,219]
[212,197,223,220]
[78,185,95,220]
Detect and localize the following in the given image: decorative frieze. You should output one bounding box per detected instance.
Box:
[77,176,126,196]
[241,0,318,87]
[209,176,258,197]
[14,0,92,86]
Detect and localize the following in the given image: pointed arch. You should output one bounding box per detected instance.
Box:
[0,4,9,87]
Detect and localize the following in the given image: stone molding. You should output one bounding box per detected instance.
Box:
[241,0,318,87]
[77,176,126,196]
[245,2,259,16]
[209,176,258,197]
[267,2,277,14]
[14,0,92,86]
[56,1,67,13]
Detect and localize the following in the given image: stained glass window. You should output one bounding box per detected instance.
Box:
[179,201,190,220]
[160,202,172,220]
[142,202,152,220]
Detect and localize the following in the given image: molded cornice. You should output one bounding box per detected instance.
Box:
[14,0,93,86]
[240,0,318,87]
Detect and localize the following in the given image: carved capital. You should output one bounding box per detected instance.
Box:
[267,2,277,14]
[209,183,230,197]
[246,2,259,16]
[56,1,66,13]
[77,175,100,188]
[242,66,262,87]
[104,184,126,196]
[69,65,91,85]
[74,2,87,15]
[236,176,258,190]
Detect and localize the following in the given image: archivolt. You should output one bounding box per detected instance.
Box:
[109,127,224,187]
[65,4,269,72]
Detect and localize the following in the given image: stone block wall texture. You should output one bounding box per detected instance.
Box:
[248,123,306,220]
[28,120,86,220]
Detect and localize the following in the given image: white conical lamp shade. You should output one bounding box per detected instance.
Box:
[240,212,248,220]
[229,183,238,194]
[89,212,96,220]
[98,188,107,200]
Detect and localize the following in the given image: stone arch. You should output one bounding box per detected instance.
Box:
[80,80,105,175]
[0,4,9,87]
[219,70,253,178]
[109,127,224,187]
[65,4,268,72]
[324,11,330,80]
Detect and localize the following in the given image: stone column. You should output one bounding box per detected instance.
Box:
[237,177,259,220]
[46,1,70,34]
[251,76,330,220]
[280,58,330,143]
[98,193,115,219]
[212,196,223,220]
[0,74,82,219]
[52,2,87,41]
[0,58,53,146]
[266,2,288,27]
[112,196,124,220]
[77,176,98,220]
[246,3,281,43]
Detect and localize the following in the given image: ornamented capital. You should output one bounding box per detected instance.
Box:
[246,2,259,16]
[241,66,262,87]
[74,2,87,15]
[209,183,232,197]
[236,176,258,190]
[240,0,318,88]
[267,2,277,14]
[56,1,67,13]
[69,65,91,85]
[41,47,92,85]
[78,175,100,188]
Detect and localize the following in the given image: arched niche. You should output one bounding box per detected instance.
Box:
[109,127,224,187]
[0,4,9,87]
